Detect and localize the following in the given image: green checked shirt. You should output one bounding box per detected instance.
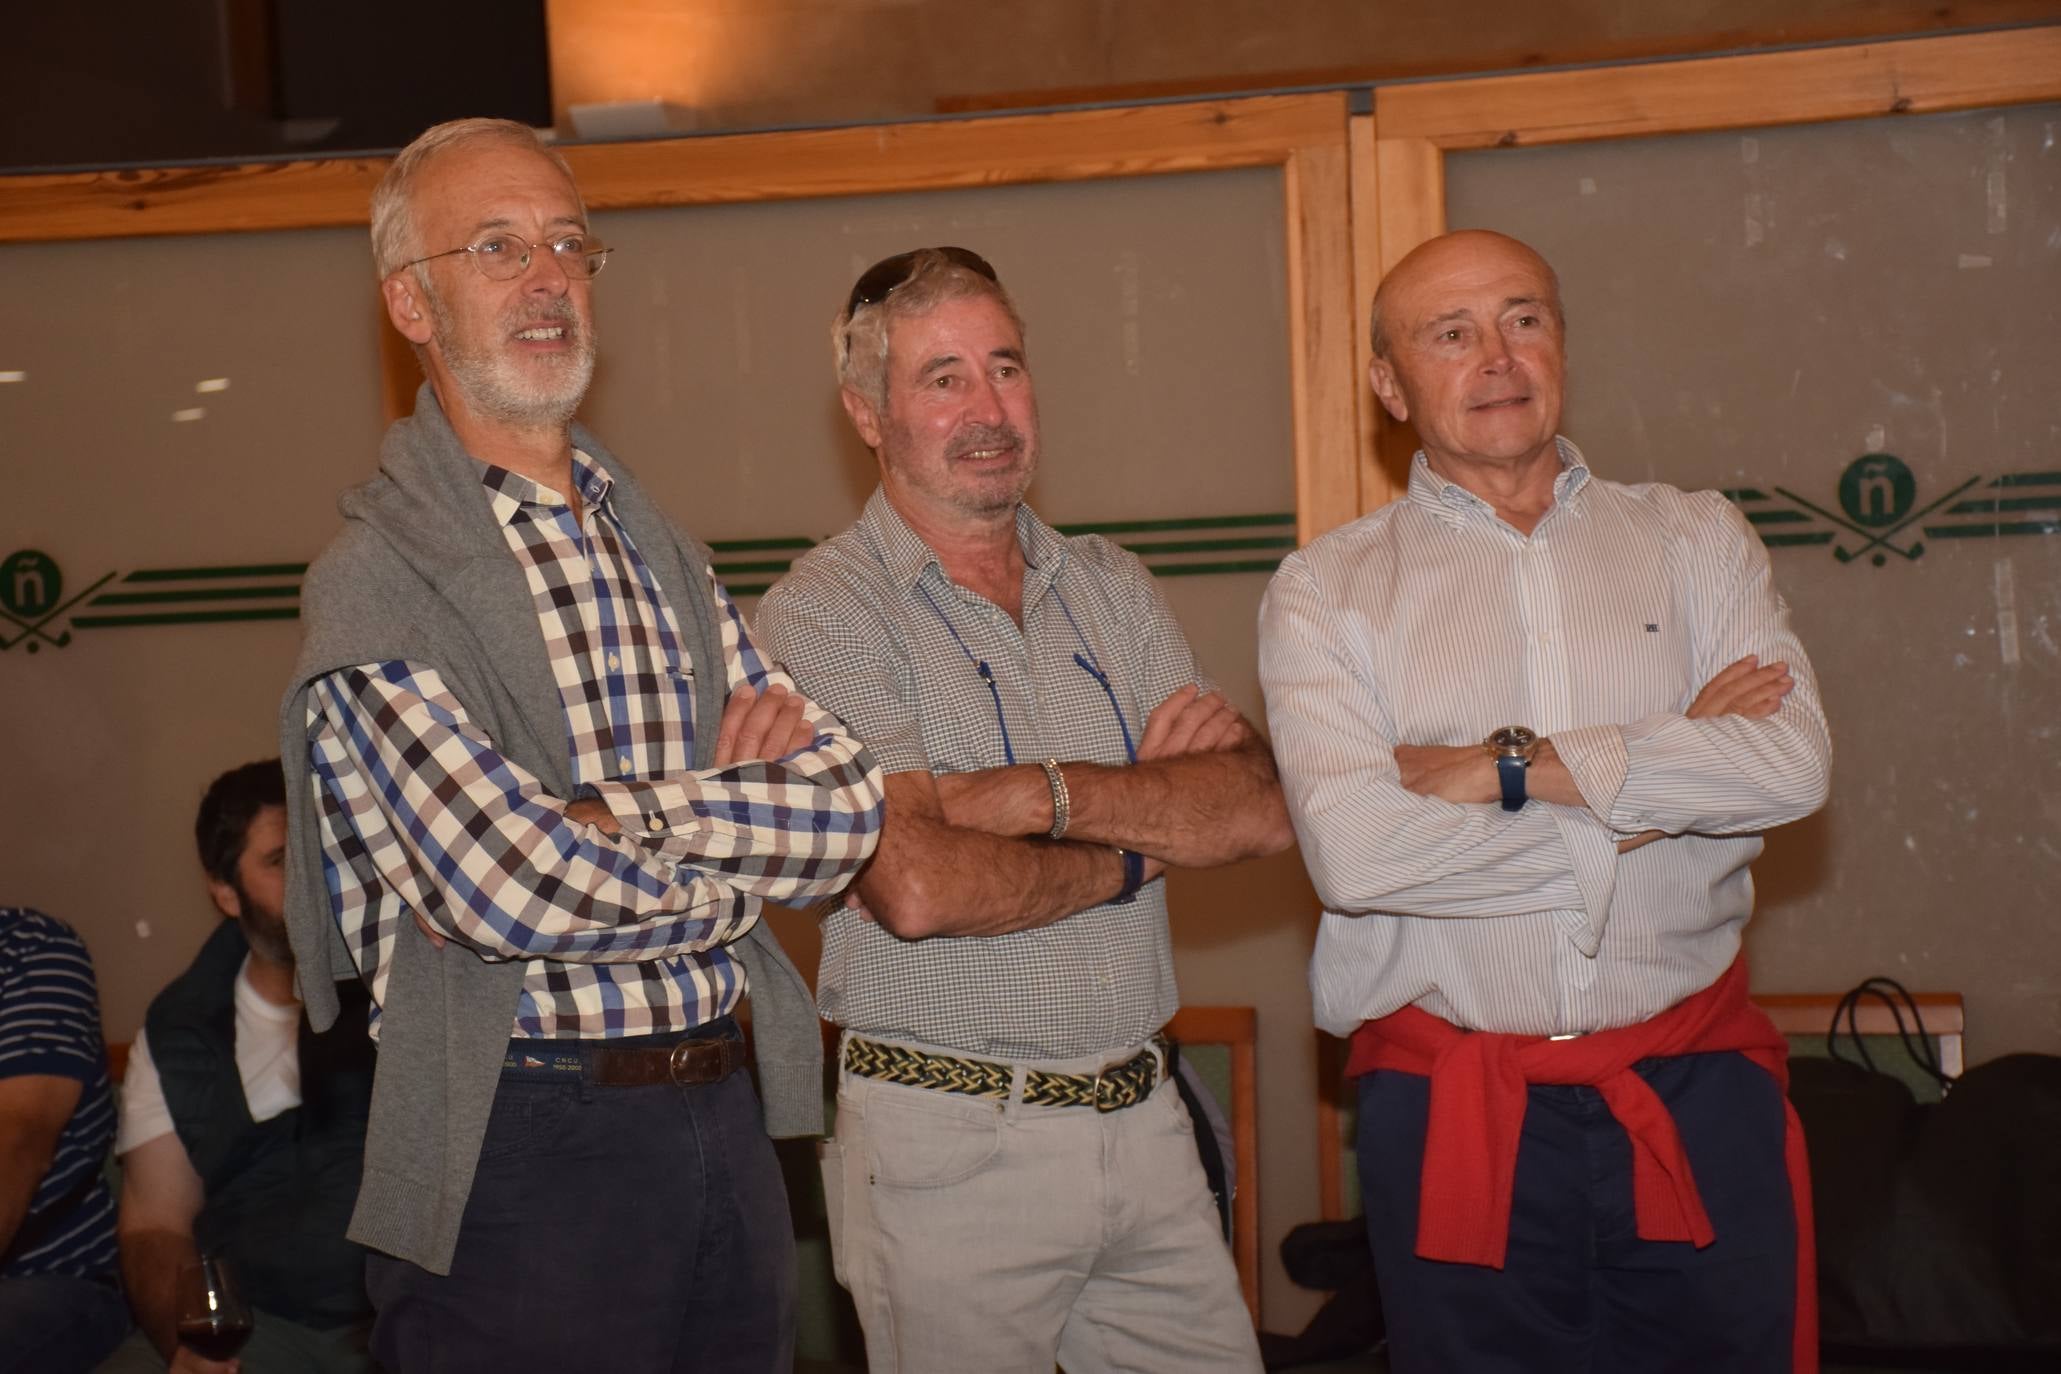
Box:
[756,487,1207,1061]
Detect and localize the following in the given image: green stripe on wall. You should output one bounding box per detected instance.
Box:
[1761,532,1836,547]
[708,537,815,552]
[73,607,302,629]
[1150,559,1284,577]
[123,563,308,582]
[1119,536,1296,555]
[91,585,300,607]
[1054,513,1293,537]
[1924,521,2061,539]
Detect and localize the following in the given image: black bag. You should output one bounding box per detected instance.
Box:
[1789,978,2061,1370]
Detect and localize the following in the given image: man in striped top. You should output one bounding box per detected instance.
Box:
[281,120,884,1373]
[0,907,131,1374]
[1259,230,1832,1372]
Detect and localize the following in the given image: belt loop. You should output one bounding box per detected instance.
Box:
[1005,1062,1028,1121]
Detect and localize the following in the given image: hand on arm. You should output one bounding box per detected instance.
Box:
[853,770,1144,939]
[579,577,884,893]
[1258,564,1588,917]
[930,686,1293,868]
[312,666,761,965]
[0,1074,82,1255]
[1609,654,1793,852]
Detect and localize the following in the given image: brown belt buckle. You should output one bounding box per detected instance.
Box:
[668,1040,705,1084]
[1092,1067,1120,1112]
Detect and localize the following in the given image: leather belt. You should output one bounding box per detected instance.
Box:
[500,1035,746,1087]
[841,1034,1167,1112]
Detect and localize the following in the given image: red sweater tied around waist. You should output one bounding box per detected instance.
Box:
[1347,957,1817,1373]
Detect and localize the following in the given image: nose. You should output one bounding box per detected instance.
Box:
[1476,329,1515,374]
[965,373,1007,424]
[521,242,572,295]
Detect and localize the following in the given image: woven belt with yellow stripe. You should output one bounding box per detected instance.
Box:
[841,1034,1168,1112]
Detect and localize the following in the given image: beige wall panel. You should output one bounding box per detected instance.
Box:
[0,226,384,1035]
[1445,103,2061,1057]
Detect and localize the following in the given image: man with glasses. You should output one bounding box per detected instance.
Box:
[280,118,884,1373]
[756,247,1292,1373]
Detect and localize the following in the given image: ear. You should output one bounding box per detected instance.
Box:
[1369,357,1410,423]
[840,385,885,451]
[382,273,436,345]
[207,877,243,922]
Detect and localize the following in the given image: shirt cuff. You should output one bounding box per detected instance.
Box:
[587,778,700,843]
[1549,724,1630,830]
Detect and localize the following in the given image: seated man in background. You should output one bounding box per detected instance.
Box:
[0,906,130,1374]
[102,761,376,1374]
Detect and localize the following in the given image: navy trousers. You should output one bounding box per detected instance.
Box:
[366,1023,795,1374]
[1358,1050,1797,1374]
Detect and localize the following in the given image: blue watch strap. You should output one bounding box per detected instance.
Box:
[1113,847,1146,904]
[1495,754,1529,812]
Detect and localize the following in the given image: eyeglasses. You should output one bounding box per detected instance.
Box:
[401,232,613,282]
[844,246,997,318]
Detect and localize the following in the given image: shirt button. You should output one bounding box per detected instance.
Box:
[607,652,621,671]
[586,481,604,500]
[647,813,667,832]
[618,753,632,771]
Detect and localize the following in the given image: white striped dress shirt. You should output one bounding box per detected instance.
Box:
[1258,440,1831,1037]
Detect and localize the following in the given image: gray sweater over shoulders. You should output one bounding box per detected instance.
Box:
[278,384,823,1274]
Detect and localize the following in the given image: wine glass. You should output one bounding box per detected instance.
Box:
[174,1255,253,1362]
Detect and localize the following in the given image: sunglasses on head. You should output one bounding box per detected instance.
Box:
[844,246,999,318]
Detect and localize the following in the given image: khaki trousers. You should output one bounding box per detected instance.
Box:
[823,1037,1262,1374]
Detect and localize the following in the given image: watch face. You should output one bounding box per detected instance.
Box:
[1486,726,1538,756]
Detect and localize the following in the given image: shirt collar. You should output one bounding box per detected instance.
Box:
[1405,435,1592,527]
[858,485,1071,602]
[479,450,614,526]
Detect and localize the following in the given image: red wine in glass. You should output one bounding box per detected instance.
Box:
[175,1256,253,1362]
[175,1320,252,1361]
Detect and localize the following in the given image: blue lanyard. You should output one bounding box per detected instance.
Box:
[916,581,1137,767]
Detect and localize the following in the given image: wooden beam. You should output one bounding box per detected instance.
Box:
[0,157,391,245]
[1376,25,2061,150]
[1345,112,1397,516]
[1280,98,1363,546]
[1366,135,1446,493]
[0,94,1344,245]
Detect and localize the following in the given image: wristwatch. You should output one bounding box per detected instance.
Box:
[1481,726,1540,812]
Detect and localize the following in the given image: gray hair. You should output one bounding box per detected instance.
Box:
[369,118,581,280]
[832,250,1027,408]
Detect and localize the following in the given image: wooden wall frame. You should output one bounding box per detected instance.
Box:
[0,93,1363,542]
[1350,25,2061,513]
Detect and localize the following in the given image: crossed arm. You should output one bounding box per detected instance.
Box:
[856,685,1296,939]
[1394,655,1797,849]
[309,576,883,963]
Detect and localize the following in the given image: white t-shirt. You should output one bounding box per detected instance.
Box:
[117,956,302,1156]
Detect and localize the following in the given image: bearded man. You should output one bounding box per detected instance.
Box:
[107,760,377,1374]
[278,119,884,1373]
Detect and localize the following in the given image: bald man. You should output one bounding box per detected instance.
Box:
[1258,231,1832,1372]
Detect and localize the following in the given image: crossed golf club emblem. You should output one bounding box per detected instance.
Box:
[0,570,115,653]
[1771,474,1980,565]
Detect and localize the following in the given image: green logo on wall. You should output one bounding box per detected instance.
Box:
[1,549,86,653]
[1727,460,2059,567]
[1837,453,1915,528]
